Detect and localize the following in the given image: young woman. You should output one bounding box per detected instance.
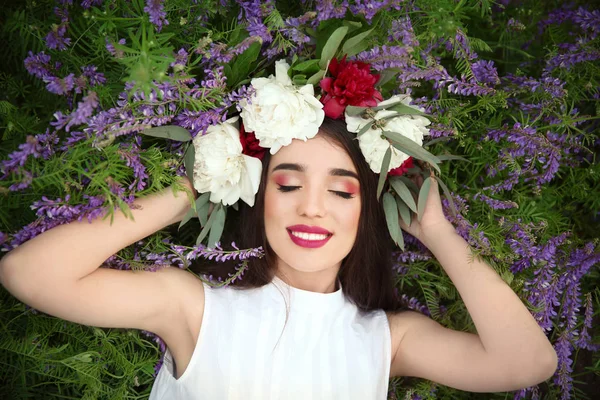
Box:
[0,118,557,399]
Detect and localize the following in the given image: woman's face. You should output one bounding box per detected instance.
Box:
[264,135,362,276]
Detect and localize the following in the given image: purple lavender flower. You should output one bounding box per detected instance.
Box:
[81,0,103,9]
[314,0,348,25]
[354,45,411,71]
[9,170,33,192]
[24,51,54,79]
[573,7,600,38]
[553,331,574,398]
[64,92,100,132]
[45,24,71,51]
[1,131,59,176]
[472,192,518,210]
[349,0,402,22]
[170,48,189,71]
[389,17,419,48]
[447,78,495,96]
[106,38,127,58]
[81,65,107,86]
[471,60,500,85]
[144,0,169,32]
[45,73,76,95]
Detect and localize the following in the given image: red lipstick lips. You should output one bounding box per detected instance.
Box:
[287,225,333,249]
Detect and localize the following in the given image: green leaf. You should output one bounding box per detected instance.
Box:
[178,207,197,230]
[382,130,441,174]
[319,26,349,69]
[194,192,211,225]
[396,196,412,230]
[342,28,374,57]
[229,41,261,87]
[118,199,133,220]
[196,202,219,246]
[184,144,195,187]
[345,105,367,116]
[424,136,453,148]
[417,177,431,222]
[436,178,458,218]
[437,154,470,163]
[207,205,226,248]
[357,121,374,137]
[197,200,210,226]
[383,192,401,247]
[307,69,326,85]
[398,175,420,193]
[389,177,418,213]
[384,103,428,117]
[142,126,192,142]
[292,74,308,86]
[376,147,392,199]
[377,68,402,87]
[293,59,321,72]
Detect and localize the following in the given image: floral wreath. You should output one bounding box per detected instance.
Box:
[142,26,460,251]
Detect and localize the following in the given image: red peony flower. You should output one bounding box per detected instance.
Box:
[239,121,266,161]
[388,157,414,177]
[319,56,383,119]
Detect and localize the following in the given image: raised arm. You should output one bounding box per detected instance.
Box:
[0,178,203,338]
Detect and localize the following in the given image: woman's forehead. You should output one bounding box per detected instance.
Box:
[269,136,356,173]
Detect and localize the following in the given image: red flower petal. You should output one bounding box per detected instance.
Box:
[323,97,346,119]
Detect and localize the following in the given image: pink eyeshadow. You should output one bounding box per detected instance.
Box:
[342,182,359,194]
[274,175,290,186]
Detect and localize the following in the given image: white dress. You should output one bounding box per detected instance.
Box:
[148,275,392,399]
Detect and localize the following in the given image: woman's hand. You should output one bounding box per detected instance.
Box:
[397,170,454,245]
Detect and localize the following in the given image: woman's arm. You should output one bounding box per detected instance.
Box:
[0,178,201,336]
[389,176,557,391]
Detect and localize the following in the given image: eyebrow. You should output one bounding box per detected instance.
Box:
[272,163,359,180]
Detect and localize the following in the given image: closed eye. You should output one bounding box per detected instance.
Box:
[276,185,355,199]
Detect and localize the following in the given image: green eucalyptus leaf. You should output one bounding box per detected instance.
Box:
[184,144,195,187]
[423,136,453,148]
[345,105,367,116]
[178,207,197,230]
[396,196,412,229]
[386,103,429,117]
[383,192,401,246]
[197,201,210,226]
[398,175,420,193]
[436,154,470,162]
[357,121,374,137]
[377,68,402,87]
[319,26,349,69]
[376,147,392,199]
[207,205,226,249]
[382,130,441,174]
[436,178,458,218]
[389,177,418,213]
[196,202,219,245]
[417,177,432,222]
[342,28,375,57]
[142,126,192,142]
[307,69,326,85]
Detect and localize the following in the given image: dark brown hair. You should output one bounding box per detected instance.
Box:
[190,117,408,313]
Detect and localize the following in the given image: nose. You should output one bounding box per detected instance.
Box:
[297,184,327,218]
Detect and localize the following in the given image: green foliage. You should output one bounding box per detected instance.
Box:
[0,0,599,399]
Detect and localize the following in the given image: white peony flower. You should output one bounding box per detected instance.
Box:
[239,60,325,155]
[345,94,431,174]
[192,116,262,206]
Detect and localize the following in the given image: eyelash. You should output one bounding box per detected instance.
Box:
[277,185,355,199]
